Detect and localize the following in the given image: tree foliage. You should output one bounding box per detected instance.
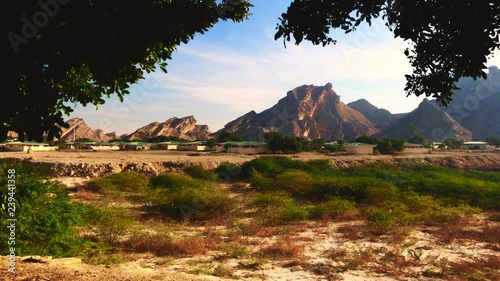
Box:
[443,138,464,149]
[355,136,379,145]
[1,0,252,142]
[264,131,306,153]
[275,0,500,106]
[407,135,430,148]
[486,136,500,147]
[218,132,244,143]
[376,138,404,154]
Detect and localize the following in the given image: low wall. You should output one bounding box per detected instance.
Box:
[25,146,57,152]
[227,147,269,154]
[403,148,431,154]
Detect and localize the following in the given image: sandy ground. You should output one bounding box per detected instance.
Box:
[0,150,497,165]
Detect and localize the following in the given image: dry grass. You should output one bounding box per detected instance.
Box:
[337,223,365,240]
[124,232,222,257]
[257,236,305,260]
[324,247,374,271]
[436,256,500,280]
[425,216,500,244]
[73,186,102,202]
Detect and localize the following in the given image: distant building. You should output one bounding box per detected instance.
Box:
[155,141,181,150]
[403,142,429,154]
[4,141,56,152]
[89,142,120,151]
[215,141,269,154]
[123,142,152,151]
[431,142,442,149]
[177,141,208,151]
[463,141,491,150]
[323,141,340,148]
[343,142,375,155]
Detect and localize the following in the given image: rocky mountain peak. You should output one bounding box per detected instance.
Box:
[347,99,401,132]
[127,115,210,141]
[377,99,472,141]
[59,117,111,142]
[215,83,378,141]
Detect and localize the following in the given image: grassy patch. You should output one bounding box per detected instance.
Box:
[85,171,149,194]
[146,173,236,220]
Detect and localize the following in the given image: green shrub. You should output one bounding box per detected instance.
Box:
[184,165,217,181]
[147,173,235,220]
[307,198,356,219]
[85,205,135,244]
[240,156,312,178]
[149,173,204,190]
[0,162,91,257]
[249,168,274,190]
[428,204,481,224]
[216,162,242,181]
[365,181,399,205]
[305,159,334,173]
[275,170,313,196]
[312,177,366,201]
[365,207,396,234]
[250,192,307,224]
[170,187,235,220]
[251,192,294,208]
[85,172,149,193]
[280,207,309,222]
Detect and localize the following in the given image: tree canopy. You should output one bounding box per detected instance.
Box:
[275,0,500,106]
[1,0,251,142]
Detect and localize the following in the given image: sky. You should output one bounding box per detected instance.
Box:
[70,0,500,136]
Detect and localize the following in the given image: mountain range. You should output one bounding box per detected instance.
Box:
[61,66,500,142]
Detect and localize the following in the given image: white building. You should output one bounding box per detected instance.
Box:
[177,141,208,151]
[4,141,56,152]
[343,142,375,155]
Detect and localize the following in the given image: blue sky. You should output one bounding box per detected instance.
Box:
[70,1,500,135]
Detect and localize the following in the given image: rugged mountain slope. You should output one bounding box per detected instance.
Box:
[215,83,379,141]
[127,116,210,141]
[347,99,403,131]
[59,118,111,142]
[444,66,500,139]
[377,99,472,141]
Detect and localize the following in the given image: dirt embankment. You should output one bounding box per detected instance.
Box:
[1,151,498,178]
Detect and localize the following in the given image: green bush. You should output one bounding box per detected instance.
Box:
[0,162,91,257]
[85,205,135,244]
[149,173,204,190]
[275,170,313,196]
[216,162,242,180]
[312,177,366,201]
[183,165,217,181]
[147,173,235,220]
[240,156,312,178]
[364,207,396,234]
[307,198,356,219]
[249,168,273,190]
[365,181,399,205]
[85,172,149,193]
[251,192,307,224]
[168,187,235,220]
